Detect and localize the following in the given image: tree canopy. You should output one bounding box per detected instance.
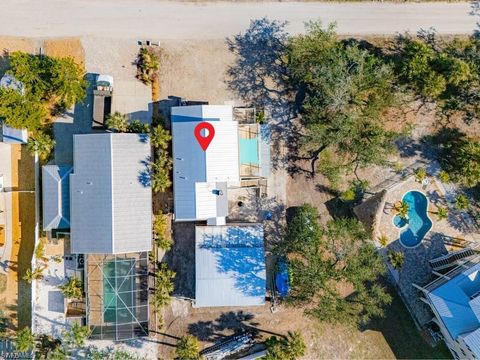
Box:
[288,22,398,177]
[265,331,306,360]
[7,52,86,109]
[283,204,391,326]
[394,32,480,123]
[432,128,480,187]
[0,88,47,131]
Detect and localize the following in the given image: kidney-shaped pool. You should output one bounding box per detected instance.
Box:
[393,190,433,248]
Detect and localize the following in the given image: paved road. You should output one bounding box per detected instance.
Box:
[0,0,478,39]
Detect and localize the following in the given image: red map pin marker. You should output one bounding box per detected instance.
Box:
[194,122,215,151]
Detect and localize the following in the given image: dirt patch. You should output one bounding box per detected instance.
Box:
[0,37,36,74]
[43,38,84,65]
[159,39,236,104]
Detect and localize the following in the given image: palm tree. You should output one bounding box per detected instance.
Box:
[23,267,44,283]
[27,132,55,161]
[175,335,201,360]
[59,277,83,300]
[438,170,450,183]
[436,206,449,220]
[395,201,409,219]
[150,125,171,150]
[415,167,427,182]
[153,263,175,310]
[456,194,469,211]
[265,331,306,360]
[377,234,388,247]
[388,251,405,269]
[15,327,35,353]
[63,323,91,348]
[106,111,128,132]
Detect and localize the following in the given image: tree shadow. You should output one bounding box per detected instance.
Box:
[225,18,299,172]
[187,311,262,342]
[198,226,265,299]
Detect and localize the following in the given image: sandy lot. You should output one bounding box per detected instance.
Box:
[0,0,478,39]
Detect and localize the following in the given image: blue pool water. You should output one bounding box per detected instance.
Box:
[394,191,432,248]
[239,138,259,165]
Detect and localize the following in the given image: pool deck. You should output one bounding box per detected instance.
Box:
[376,175,480,326]
[377,176,477,247]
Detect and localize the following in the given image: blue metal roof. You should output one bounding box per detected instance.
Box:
[429,262,480,339]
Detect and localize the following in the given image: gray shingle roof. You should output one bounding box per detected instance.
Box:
[70,133,152,254]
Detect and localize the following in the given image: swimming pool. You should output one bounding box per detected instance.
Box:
[393,190,432,248]
[239,138,259,165]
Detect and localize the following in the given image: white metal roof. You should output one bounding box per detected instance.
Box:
[195,225,265,308]
[2,125,28,144]
[171,105,239,221]
[70,133,152,254]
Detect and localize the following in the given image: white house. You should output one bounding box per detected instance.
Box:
[171,105,239,224]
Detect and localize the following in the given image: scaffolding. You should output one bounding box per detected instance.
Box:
[85,252,149,341]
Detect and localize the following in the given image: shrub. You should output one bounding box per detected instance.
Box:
[340,188,356,202]
[136,48,160,85]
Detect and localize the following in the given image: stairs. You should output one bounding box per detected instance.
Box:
[430,247,477,271]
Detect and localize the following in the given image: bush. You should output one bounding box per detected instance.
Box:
[136,48,160,85]
[340,188,356,202]
[175,335,201,360]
